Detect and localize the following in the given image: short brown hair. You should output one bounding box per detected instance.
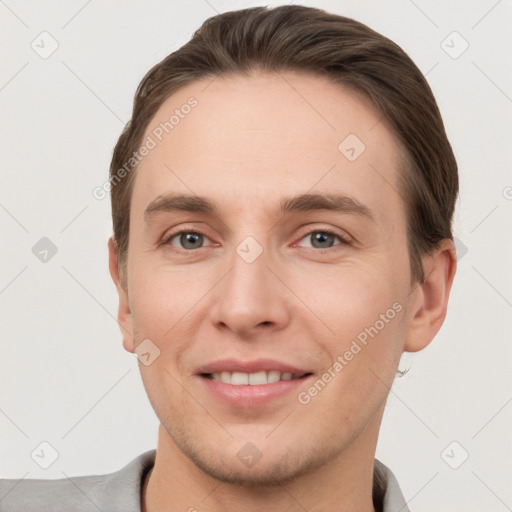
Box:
[109,5,458,285]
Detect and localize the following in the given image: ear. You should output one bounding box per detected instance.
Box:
[108,236,135,353]
[403,238,457,352]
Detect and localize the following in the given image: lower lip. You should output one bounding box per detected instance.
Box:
[198,375,313,408]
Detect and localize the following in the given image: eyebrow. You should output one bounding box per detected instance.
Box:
[144,192,375,222]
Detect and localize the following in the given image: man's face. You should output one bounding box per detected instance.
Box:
[118,71,418,484]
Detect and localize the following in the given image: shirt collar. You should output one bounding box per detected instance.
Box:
[108,450,410,512]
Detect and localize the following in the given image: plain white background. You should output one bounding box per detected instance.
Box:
[1,1,511,510]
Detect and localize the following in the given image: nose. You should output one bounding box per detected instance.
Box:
[208,239,291,338]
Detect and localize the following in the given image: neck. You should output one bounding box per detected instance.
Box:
[143,411,383,512]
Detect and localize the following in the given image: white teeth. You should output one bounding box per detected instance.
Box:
[248,371,267,385]
[231,372,249,385]
[267,370,281,383]
[210,370,303,385]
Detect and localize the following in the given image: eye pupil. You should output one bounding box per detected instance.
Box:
[311,231,334,249]
[181,232,203,249]
[172,230,341,251]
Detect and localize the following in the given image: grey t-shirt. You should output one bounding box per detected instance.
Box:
[0,450,410,511]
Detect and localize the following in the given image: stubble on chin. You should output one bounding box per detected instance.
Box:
[159,417,347,488]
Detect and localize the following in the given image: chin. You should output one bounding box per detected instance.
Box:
[168,420,340,487]
[187,445,328,487]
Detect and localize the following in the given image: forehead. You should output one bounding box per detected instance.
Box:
[131,71,405,225]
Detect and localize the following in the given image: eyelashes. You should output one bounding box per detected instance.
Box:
[165,231,212,251]
[295,228,352,250]
[163,227,352,253]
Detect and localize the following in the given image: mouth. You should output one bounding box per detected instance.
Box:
[202,370,312,385]
[196,359,315,408]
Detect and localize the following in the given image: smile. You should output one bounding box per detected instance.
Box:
[205,370,309,385]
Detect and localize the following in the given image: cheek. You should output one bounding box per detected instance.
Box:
[295,263,406,391]
[295,258,405,337]
[129,262,205,329]
[127,262,219,379]
[295,293,405,434]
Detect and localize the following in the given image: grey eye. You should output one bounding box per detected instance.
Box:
[308,231,337,249]
[173,232,205,250]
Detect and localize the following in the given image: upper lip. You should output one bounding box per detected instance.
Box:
[196,358,312,376]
